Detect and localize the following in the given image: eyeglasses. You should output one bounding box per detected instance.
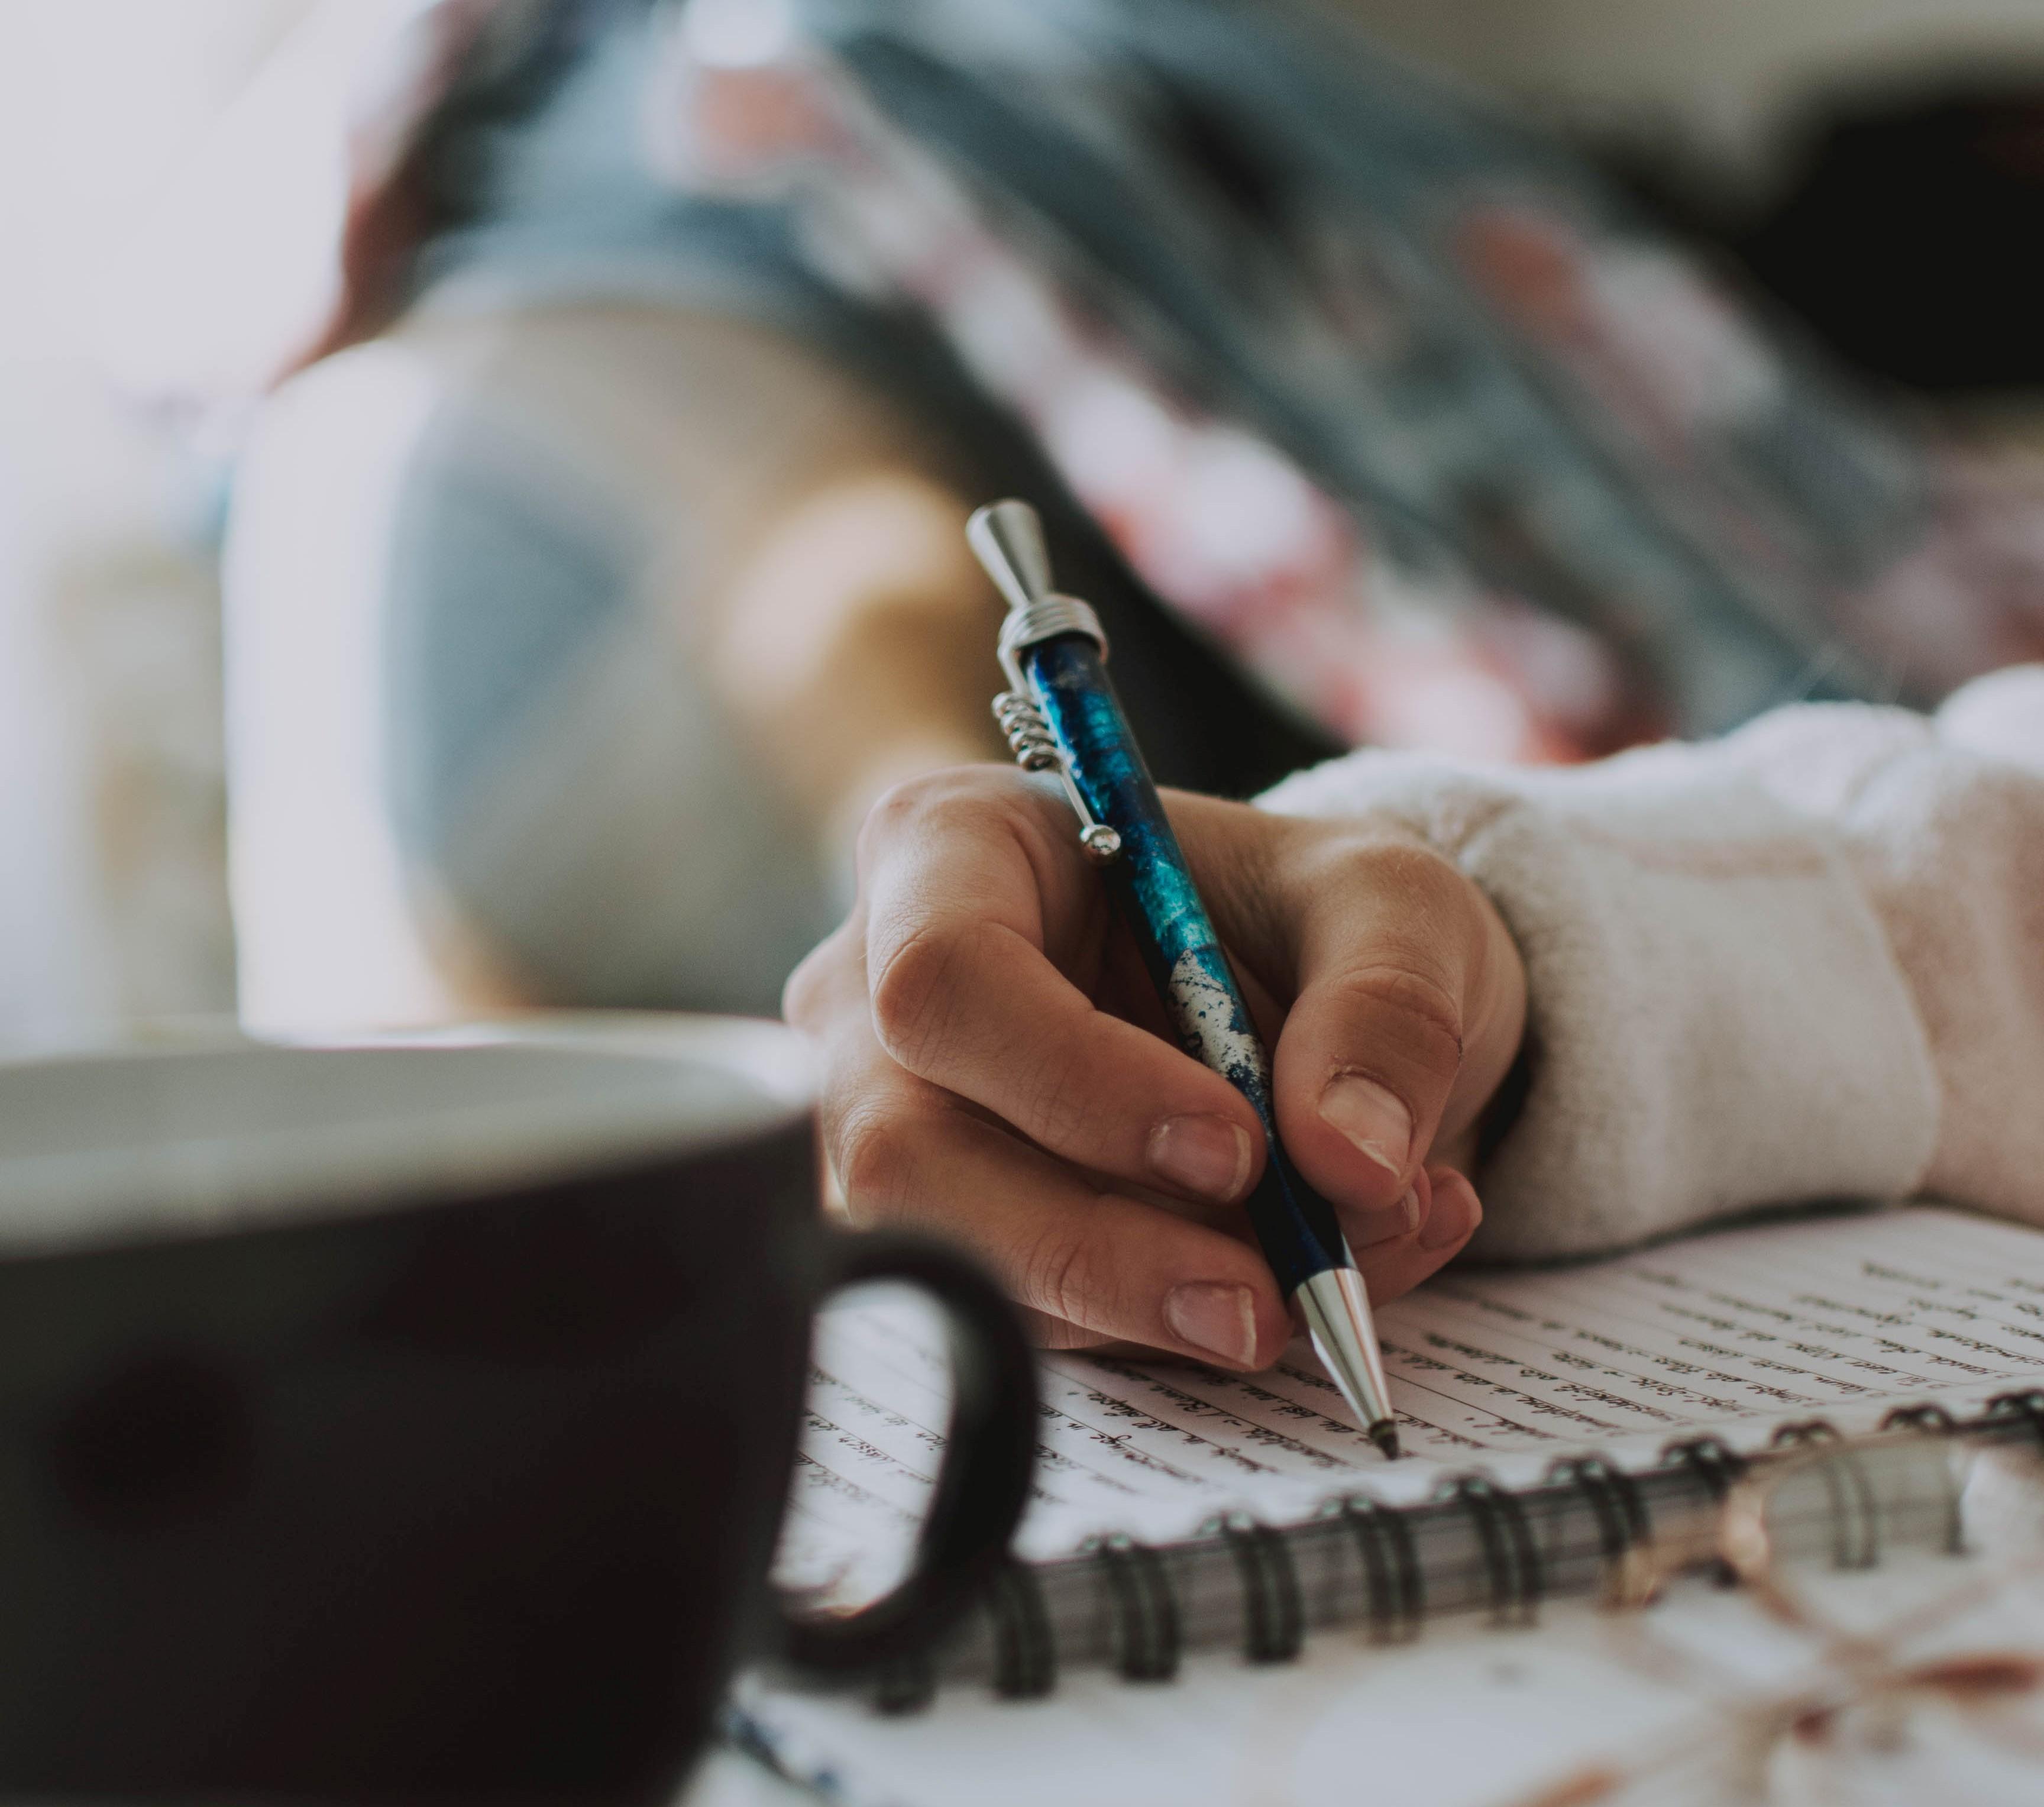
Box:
[1502,1435,2044,1806]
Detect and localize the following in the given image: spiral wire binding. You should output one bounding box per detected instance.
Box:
[1770,1420,1880,1570]
[1547,1454,1651,1565]
[1441,1474,1542,1628]
[1662,1433,1749,1502]
[1770,1419,1844,1448]
[1089,1533,1181,1682]
[1985,1388,2044,1452]
[1876,1405,1967,1551]
[1327,1493,1424,1643]
[1215,1514,1305,1664]
[1881,1402,1958,1434]
[845,1404,2044,1707]
[985,1559,1056,1700]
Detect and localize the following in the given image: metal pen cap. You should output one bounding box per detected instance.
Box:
[968,501,1111,692]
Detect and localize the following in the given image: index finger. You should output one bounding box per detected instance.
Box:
[859,770,1267,1207]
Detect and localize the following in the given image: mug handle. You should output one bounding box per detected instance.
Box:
[774,1231,1039,1674]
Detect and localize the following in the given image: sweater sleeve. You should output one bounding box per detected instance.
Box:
[1257,665,2044,1262]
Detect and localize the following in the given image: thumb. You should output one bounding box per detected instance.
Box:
[1268,841,1483,1237]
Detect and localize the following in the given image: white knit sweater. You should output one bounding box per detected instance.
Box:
[1260,665,2044,1262]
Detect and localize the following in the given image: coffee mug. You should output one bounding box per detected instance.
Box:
[0,1014,1036,1802]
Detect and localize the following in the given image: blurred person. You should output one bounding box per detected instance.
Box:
[188,0,2044,1033]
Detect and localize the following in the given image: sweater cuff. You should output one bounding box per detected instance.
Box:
[1260,746,1939,1261]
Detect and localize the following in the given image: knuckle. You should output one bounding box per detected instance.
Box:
[854,765,1029,867]
[1013,1218,1098,1326]
[866,922,966,1069]
[832,1105,920,1221]
[856,764,1069,884]
[1335,835,1470,920]
[1322,962,1466,1082]
[781,922,853,1028]
[1010,1048,1101,1154]
[856,770,947,854]
[866,916,969,1071]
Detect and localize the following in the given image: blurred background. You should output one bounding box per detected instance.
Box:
[1,0,318,1044]
[5,0,2042,1050]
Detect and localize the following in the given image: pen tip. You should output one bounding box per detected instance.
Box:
[1369,1421,1402,1462]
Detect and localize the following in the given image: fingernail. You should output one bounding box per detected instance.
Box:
[1147,1114,1253,1202]
[1420,1176,1482,1250]
[1351,1186,1421,1249]
[1319,1075,1412,1177]
[1164,1281,1259,1367]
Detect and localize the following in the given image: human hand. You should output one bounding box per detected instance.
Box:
[784,767,1528,1370]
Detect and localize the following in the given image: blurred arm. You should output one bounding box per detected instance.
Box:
[663,315,1006,848]
[225,303,1001,1033]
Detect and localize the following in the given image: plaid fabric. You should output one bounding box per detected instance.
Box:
[408,0,2044,768]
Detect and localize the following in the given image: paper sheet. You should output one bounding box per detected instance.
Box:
[774,1205,2044,1593]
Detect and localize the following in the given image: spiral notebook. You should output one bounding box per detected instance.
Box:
[768,1203,2044,1692]
[732,1204,2044,1807]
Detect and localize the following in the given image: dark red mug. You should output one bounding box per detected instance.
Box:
[0,1015,1036,1803]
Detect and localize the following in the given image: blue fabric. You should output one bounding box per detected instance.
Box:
[378,390,840,1013]
[384,412,641,855]
[814,0,1914,730]
[400,0,1940,747]
[412,4,826,344]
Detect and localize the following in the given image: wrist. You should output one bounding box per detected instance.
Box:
[1262,742,1937,1259]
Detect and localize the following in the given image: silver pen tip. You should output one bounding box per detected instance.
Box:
[1296,1265,1399,1456]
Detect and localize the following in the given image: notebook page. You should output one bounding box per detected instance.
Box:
[774,1204,2044,1593]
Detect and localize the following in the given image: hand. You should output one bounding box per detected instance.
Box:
[784,766,1528,1370]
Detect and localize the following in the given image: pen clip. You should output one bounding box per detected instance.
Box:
[972,500,1120,865]
[991,691,1123,864]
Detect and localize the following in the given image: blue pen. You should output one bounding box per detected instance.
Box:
[968,500,1400,1458]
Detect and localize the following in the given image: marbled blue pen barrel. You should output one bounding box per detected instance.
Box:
[1021,634,1347,1297]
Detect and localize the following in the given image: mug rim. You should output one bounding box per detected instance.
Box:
[0,1012,813,1259]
